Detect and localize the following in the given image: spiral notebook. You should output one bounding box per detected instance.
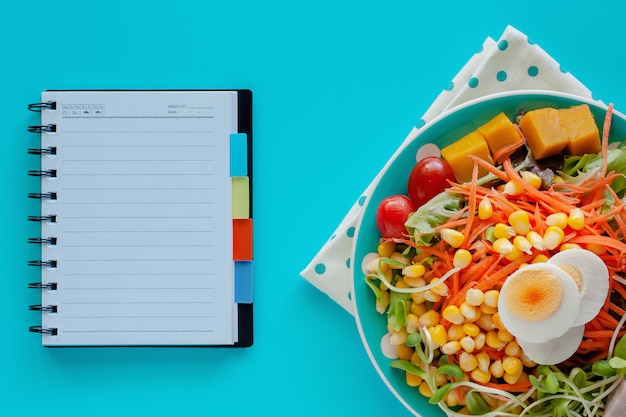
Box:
[26,90,253,347]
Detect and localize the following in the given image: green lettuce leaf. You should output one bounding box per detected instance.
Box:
[404,191,464,247]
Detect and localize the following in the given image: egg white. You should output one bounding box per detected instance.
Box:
[517,325,585,365]
[498,263,582,343]
[547,248,609,327]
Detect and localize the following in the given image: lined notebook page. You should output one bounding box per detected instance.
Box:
[38,91,238,346]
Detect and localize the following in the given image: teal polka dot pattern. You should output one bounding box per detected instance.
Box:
[496,71,507,82]
[416,118,426,129]
[358,195,366,206]
[528,66,539,77]
[345,258,350,268]
[314,263,326,274]
[497,39,508,51]
[445,81,454,91]
[468,77,479,88]
[347,227,355,238]
[559,65,568,74]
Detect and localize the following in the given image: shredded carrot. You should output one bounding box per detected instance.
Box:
[467,154,509,181]
[601,103,614,178]
[483,380,533,393]
[492,134,525,164]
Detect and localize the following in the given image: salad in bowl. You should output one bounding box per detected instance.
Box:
[352,91,626,417]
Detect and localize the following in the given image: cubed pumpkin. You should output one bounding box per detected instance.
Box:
[519,107,569,160]
[441,130,493,183]
[477,112,521,163]
[561,104,601,156]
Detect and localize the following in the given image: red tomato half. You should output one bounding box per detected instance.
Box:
[375,195,416,238]
[407,156,455,208]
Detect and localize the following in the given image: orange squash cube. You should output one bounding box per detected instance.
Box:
[519,108,569,160]
[441,130,493,183]
[561,104,601,156]
[477,112,521,163]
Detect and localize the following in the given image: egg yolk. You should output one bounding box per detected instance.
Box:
[503,269,564,322]
[558,264,583,292]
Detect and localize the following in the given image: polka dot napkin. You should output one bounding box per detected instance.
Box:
[300,25,599,314]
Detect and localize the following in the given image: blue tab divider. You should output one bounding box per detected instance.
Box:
[229,133,248,177]
[234,261,254,303]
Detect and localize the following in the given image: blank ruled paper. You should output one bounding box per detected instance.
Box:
[36,91,238,346]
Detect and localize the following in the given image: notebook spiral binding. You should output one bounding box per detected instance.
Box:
[28,146,57,155]
[28,282,58,290]
[29,326,58,336]
[28,104,60,338]
[29,304,58,313]
[27,124,56,133]
[28,237,57,245]
[28,101,57,112]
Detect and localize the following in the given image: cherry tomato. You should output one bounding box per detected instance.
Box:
[407,156,455,208]
[375,195,416,238]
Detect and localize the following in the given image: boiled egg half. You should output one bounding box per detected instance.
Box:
[498,248,609,365]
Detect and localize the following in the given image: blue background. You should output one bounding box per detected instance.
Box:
[3,1,626,416]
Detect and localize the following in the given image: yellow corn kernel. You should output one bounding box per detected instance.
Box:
[406,371,423,387]
[430,278,450,297]
[443,305,465,325]
[376,290,390,314]
[474,332,486,350]
[462,323,480,338]
[410,301,428,316]
[453,249,473,269]
[520,171,542,189]
[396,342,414,360]
[493,223,516,239]
[505,340,522,357]
[491,312,505,330]
[429,324,448,347]
[479,303,497,315]
[441,340,462,355]
[552,175,565,184]
[395,279,411,289]
[475,313,496,331]
[478,197,493,220]
[460,335,476,353]
[513,235,533,255]
[465,288,485,306]
[419,380,433,397]
[470,368,492,384]
[497,328,514,343]
[459,351,479,372]
[520,353,537,368]
[424,290,442,303]
[402,263,426,278]
[504,245,524,261]
[411,351,424,367]
[419,310,440,327]
[411,290,426,304]
[543,226,565,250]
[440,228,465,248]
[389,252,410,268]
[503,180,524,196]
[546,212,568,229]
[483,290,499,308]
[406,313,419,334]
[435,371,449,387]
[493,237,514,254]
[404,275,427,288]
[377,240,396,257]
[568,208,585,231]
[390,328,408,345]
[459,302,480,321]
[476,351,491,373]
[490,359,504,379]
[525,230,545,251]
[445,388,461,407]
[503,367,523,384]
[502,356,523,374]
[560,243,582,251]
[486,330,506,350]
[447,324,466,341]
[586,243,607,256]
[509,210,532,235]
[532,254,549,263]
